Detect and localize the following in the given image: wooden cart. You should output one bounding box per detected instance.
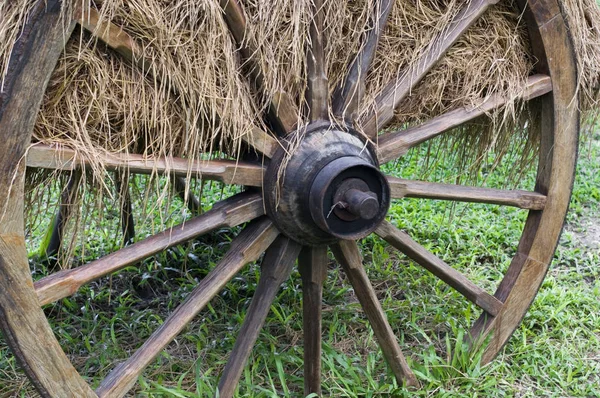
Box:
[0,0,579,396]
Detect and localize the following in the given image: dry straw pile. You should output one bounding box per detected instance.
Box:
[1,0,599,262]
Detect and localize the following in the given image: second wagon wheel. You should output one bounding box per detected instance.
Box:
[0,0,579,396]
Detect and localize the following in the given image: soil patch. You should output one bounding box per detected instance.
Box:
[568,216,600,250]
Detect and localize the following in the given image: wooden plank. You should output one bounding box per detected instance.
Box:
[173,176,201,215]
[217,237,301,397]
[78,6,138,66]
[26,143,265,187]
[375,221,503,316]
[377,75,552,163]
[331,240,418,387]
[245,127,279,158]
[35,192,264,306]
[38,171,82,261]
[114,173,135,245]
[387,177,547,210]
[95,218,279,397]
[0,0,98,396]
[298,246,328,396]
[333,0,393,120]
[361,0,497,137]
[78,7,278,158]
[306,0,328,121]
[217,0,298,134]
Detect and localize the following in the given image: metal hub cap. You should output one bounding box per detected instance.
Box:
[264,123,390,245]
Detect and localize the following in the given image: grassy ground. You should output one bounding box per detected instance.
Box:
[0,131,599,397]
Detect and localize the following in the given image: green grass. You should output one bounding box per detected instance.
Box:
[1,132,599,397]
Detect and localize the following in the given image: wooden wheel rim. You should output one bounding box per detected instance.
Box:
[0,0,579,396]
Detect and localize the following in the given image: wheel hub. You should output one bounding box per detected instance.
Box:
[264,122,390,245]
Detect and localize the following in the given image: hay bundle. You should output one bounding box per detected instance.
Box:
[564,0,600,115]
[1,0,599,262]
[35,0,260,165]
[2,1,599,158]
[22,0,599,165]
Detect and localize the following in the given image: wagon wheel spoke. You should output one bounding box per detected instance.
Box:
[217,0,298,134]
[243,127,279,158]
[377,75,552,163]
[331,240,418,387]
[306,0,329,122]
[298,245,328,396]
[217,237,301,398]
[387,177,547,210]
[361,0,497,137]
[34,192,264,306]
[95,218,278,397]
[77,7,278,158]
[375,221,503,316]
[26,144,265,187]
[333,0,393,121]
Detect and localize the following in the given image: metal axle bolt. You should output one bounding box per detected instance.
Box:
[342,189,379,220]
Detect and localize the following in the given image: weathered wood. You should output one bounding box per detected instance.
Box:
[217,237,301,398]
[114,173,135,245]
[306,0,328,121]
[78,6,138,66]
[377,75,552,163]
[375,221,503,316]
[26,143,265,187]
[96,218,278,397]
[217,0,298,134]
[333,0,393,120]
[39,171,82,260]
[173,176,201,215]
[78,7,278,158]
[244,127,279,158]
[35,192,264,306]
[298,245,328,396]
[361,0,497,137]
[331,240,418,387]
[0,1,97,396]
[387,177,547,210]
[470,0,579,364]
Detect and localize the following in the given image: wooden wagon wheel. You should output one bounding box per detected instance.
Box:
[0,0,579,396]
